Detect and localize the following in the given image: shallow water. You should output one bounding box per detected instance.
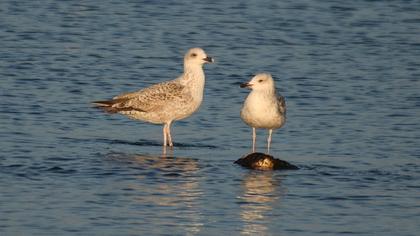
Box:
[1,0,420,235]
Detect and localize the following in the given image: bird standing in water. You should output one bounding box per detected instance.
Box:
[240,73,286,154]
[93,48,214,153]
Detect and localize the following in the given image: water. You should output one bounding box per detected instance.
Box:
[1,0,419,235]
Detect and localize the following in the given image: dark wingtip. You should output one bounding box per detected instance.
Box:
[92,98,146,114]
[94,105,119,113]
[92,100,113,107]
[92,100,118,113]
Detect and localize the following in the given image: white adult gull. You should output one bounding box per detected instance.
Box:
[240,73,286,154]
[93,48,214,149]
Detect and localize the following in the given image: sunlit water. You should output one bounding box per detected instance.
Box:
[1,0,419,235]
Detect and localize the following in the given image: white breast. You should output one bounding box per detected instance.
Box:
[240,91,285,129]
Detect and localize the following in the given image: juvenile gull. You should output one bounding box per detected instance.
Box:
[240,73,286,154]
[93,48,214,149]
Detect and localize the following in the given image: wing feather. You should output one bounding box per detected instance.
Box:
[277,95,286,115]
[107,81,186,113]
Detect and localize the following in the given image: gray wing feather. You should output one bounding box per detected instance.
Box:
[277,95,286,115]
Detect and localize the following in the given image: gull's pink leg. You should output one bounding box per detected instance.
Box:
[267,129,273,154]
[162,124,168,155]
[252,127,256,153]
[167,121,173,148]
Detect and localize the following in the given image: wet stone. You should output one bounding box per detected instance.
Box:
[235,152,299,170]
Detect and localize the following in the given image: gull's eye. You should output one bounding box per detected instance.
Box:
[191,53,197,57]
[258,79,263,83]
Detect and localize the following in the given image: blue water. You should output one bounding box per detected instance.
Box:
[1,0,420,235]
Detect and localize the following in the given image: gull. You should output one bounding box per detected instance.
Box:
[240,73,286,154]
[93,48,214,150]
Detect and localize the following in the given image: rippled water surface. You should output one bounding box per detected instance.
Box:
[1,0,420,235]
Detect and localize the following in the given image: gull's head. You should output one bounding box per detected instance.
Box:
[240,73,275,92]
[184,48,214,67]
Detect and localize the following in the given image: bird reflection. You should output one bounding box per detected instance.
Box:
[105,153,203,235]
[239,172,282,235]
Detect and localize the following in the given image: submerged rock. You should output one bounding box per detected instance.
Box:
[235,152,299,170]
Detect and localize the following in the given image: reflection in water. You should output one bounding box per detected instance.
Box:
[106,153,203,235]
[239,172,282,235]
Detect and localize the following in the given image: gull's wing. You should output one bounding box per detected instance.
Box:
[277,95,286,115]
[94,81,186,113]
[114,80,173,99]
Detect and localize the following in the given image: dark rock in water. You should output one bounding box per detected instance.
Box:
[235,152,299,170]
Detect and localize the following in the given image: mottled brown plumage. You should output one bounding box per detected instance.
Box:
[93,48,214,149]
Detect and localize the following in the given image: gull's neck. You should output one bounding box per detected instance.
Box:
[253,87,276,97]
[181,63,205,86]
[181,63,206,102]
